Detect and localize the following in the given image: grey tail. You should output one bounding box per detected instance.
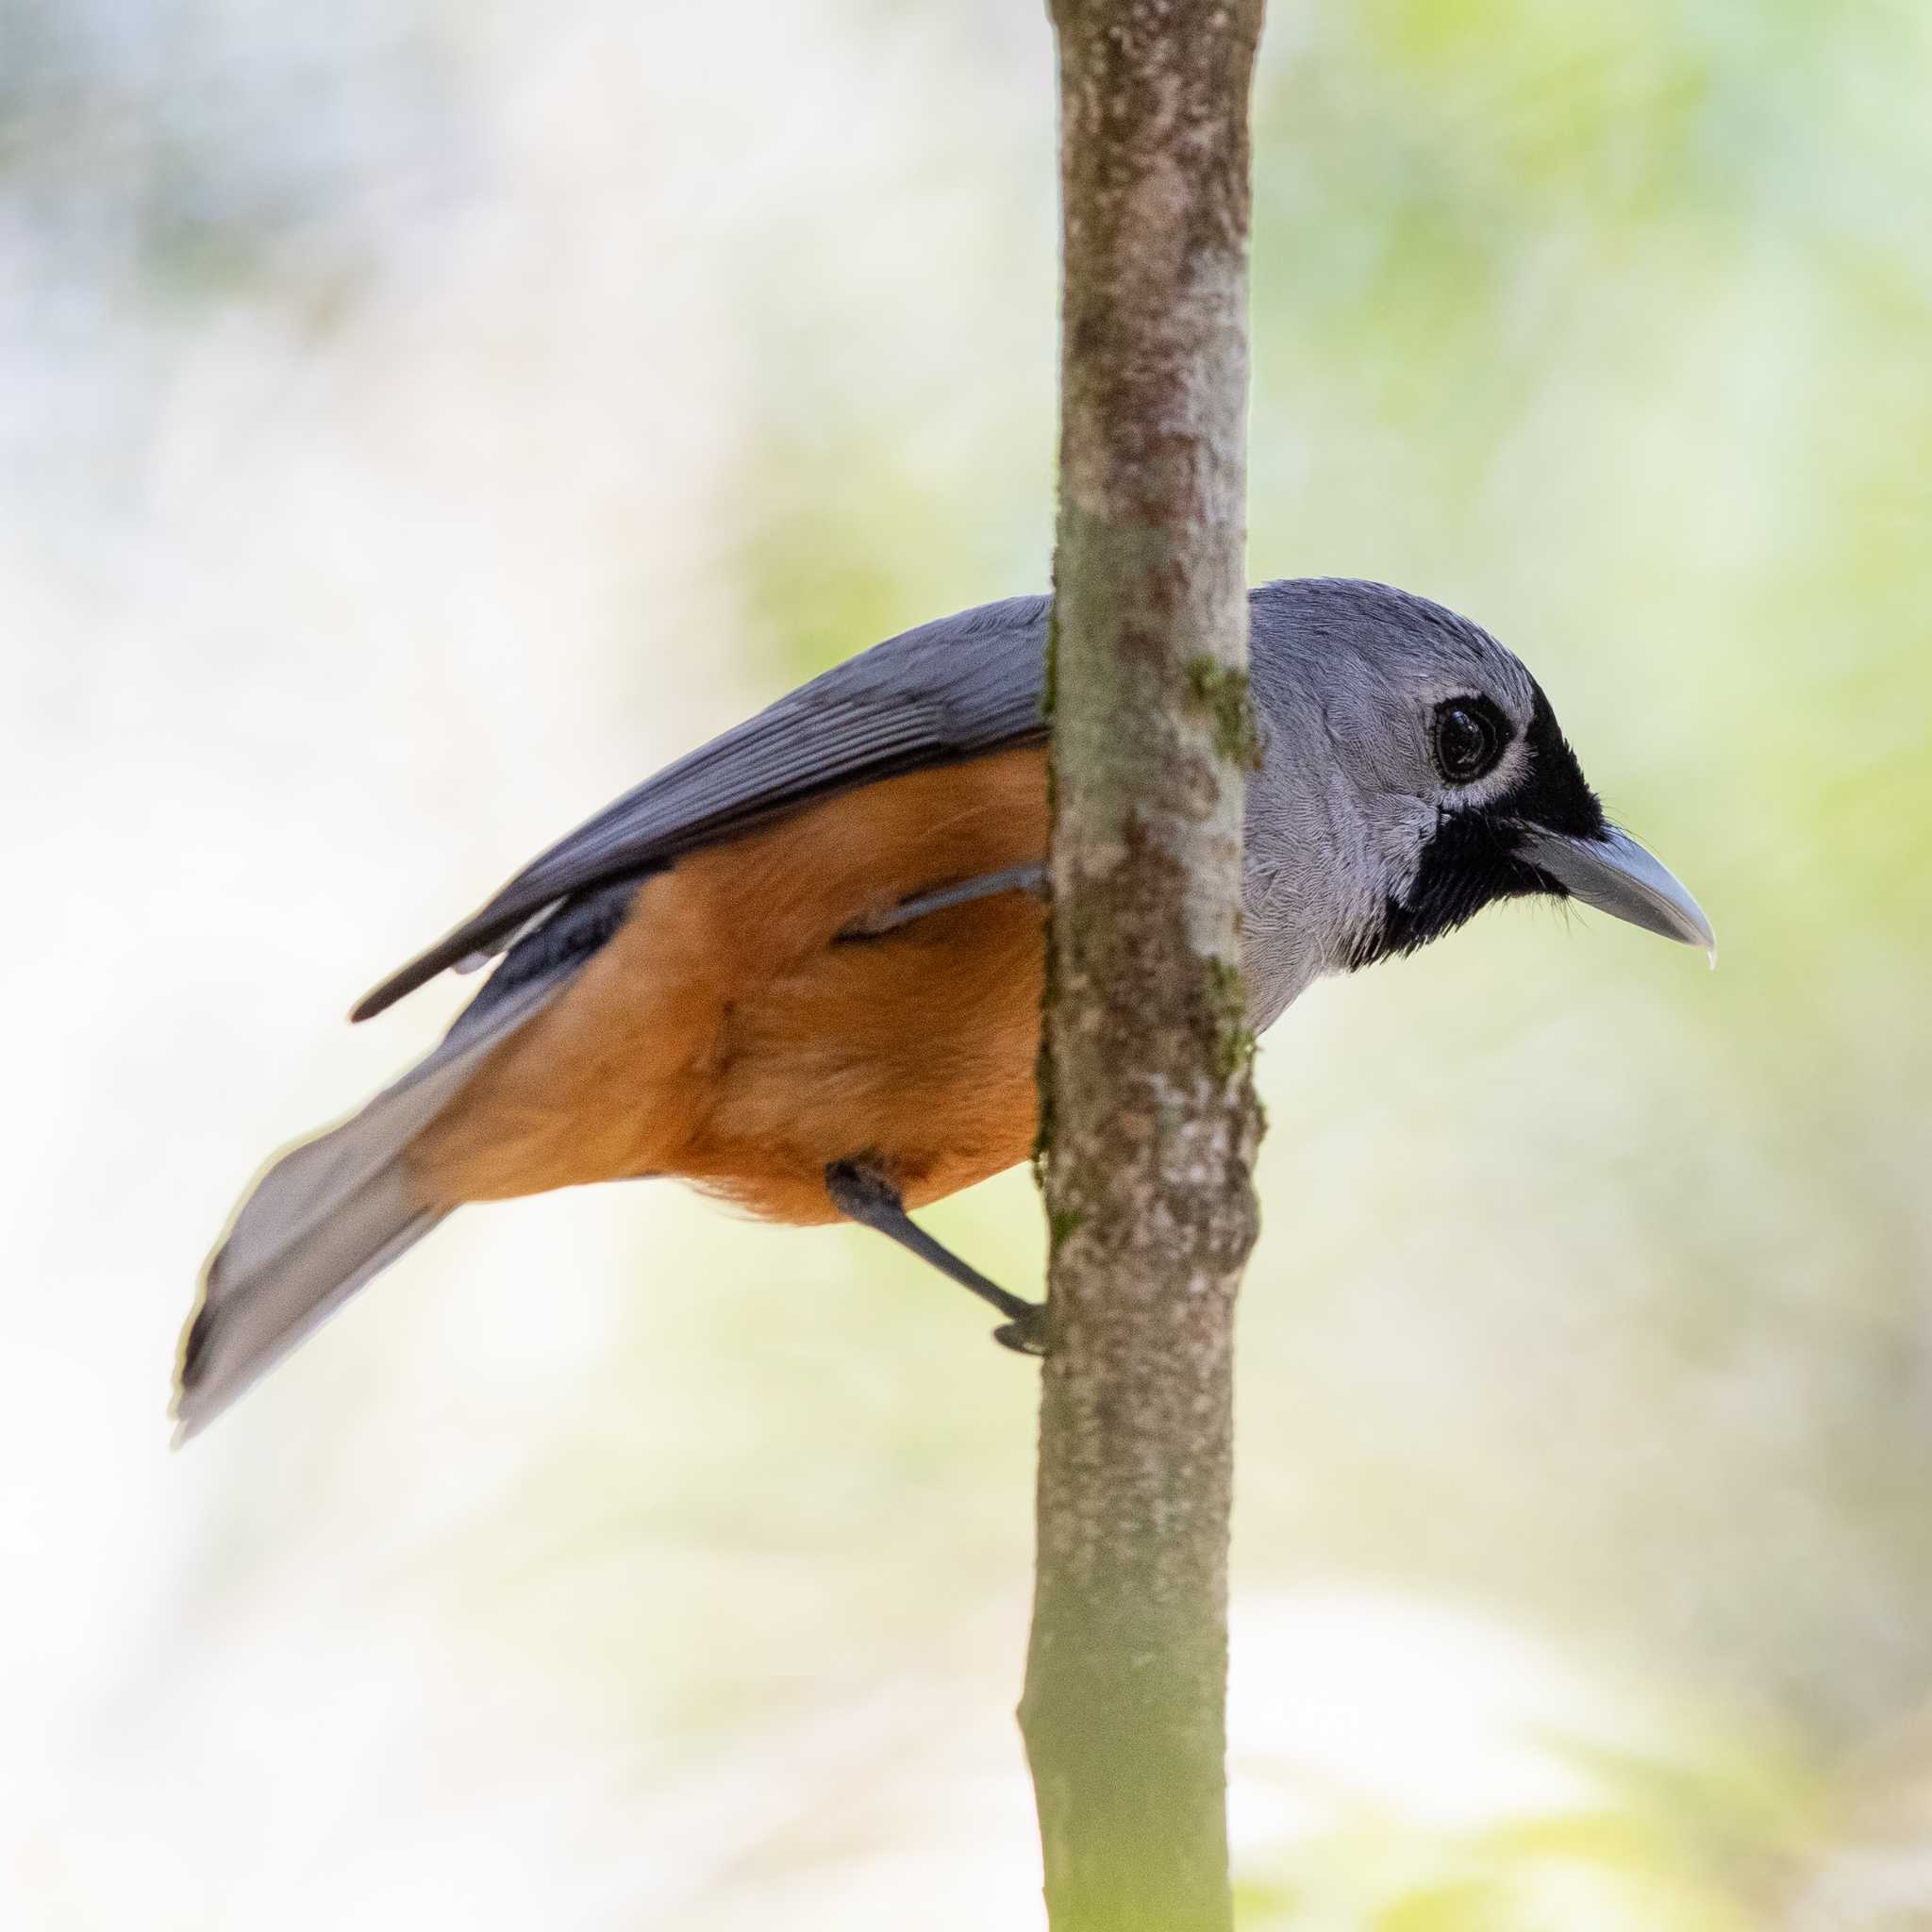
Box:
[172,974,567,1443]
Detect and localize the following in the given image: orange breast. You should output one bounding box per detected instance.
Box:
[407,746,1049,1224]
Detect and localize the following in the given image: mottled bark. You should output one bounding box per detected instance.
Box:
[1021,4,1267,1931]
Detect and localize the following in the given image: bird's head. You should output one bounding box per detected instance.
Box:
[1242,579,1713,1016]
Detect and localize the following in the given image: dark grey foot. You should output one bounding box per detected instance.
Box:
[824,1158,1045,1354]
[991,1303,1048,1357]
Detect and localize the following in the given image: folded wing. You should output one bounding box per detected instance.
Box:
[352,595,1052,1021]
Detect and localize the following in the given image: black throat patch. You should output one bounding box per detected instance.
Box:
[1348,682,1606,971]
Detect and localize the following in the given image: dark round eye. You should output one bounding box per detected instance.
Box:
[1431,697,1507,785]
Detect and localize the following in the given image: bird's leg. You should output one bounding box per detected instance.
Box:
[836,863,1048,941]
[824,1158,1046,1356]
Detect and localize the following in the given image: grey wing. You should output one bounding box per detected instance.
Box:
[351,593,1052,1021]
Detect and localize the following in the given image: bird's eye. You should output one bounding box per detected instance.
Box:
[1431,697,1507,785]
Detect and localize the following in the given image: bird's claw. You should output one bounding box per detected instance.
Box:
[992,1303,1048,1357]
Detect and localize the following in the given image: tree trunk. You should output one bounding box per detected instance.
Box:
[1020,4,1266,1930]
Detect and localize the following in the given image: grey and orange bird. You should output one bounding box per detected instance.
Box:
[173,578,1713,1439]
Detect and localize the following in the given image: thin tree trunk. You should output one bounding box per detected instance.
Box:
[1020,4,1266,1930]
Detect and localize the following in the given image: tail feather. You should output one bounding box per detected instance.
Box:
[173,974,566,1441]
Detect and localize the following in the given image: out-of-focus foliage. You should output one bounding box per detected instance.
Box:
[3,2,1928,1928]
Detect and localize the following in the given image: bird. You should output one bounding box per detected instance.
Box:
[174,577,1713,1440]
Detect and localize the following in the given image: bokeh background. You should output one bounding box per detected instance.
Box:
[5,1,1929,1925]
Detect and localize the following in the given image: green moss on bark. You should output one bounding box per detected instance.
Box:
[1203,954,1257,1082]
[1185,658,1264,770]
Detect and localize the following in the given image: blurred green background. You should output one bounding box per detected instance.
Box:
[3,1,1928,1926]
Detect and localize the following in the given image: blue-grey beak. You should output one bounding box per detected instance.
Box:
[1516,825,1716,961]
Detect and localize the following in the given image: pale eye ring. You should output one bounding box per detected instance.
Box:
[1431,696,1507,785]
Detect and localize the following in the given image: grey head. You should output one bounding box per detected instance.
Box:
[1241,578,1712,1028]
